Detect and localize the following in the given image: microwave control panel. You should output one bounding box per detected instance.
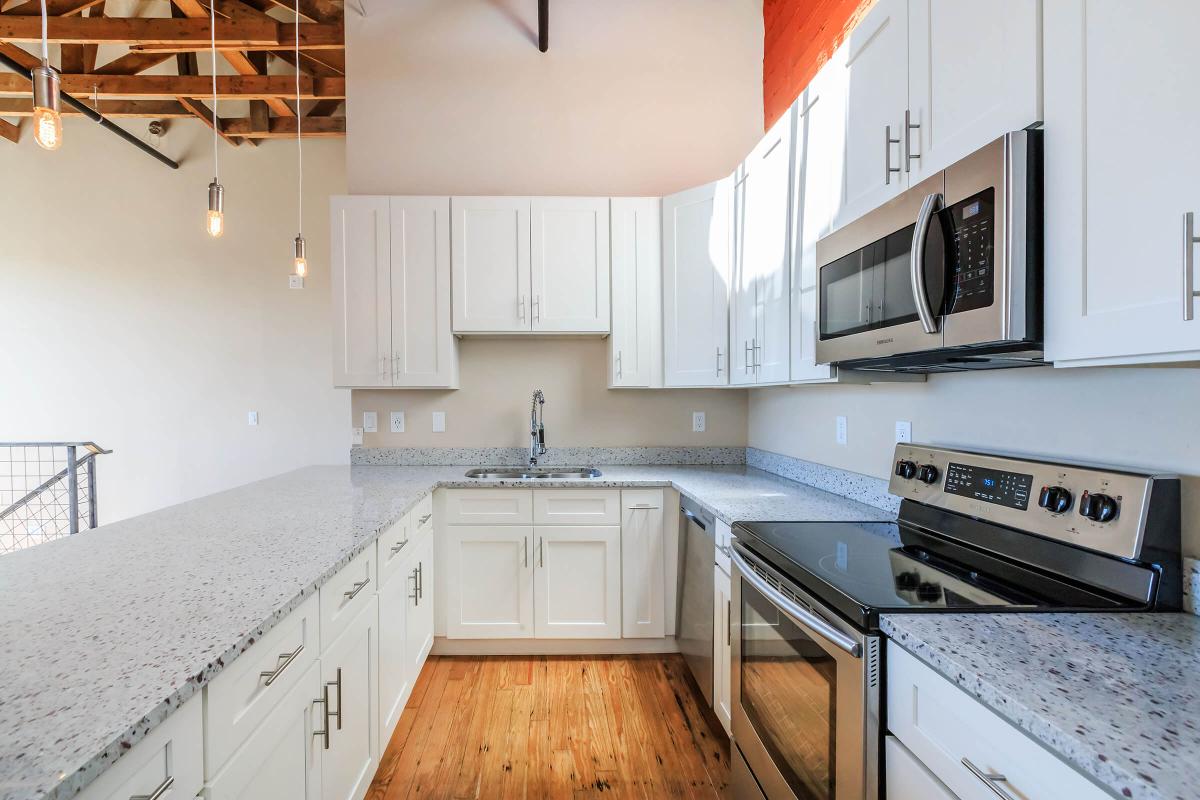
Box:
[942,187,995,314]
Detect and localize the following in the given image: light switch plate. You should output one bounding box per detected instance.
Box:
[351,427,364,445]
[363,411,378,433]
[836,415,848,445]
[432,411,446,433]
[895,420,912,443]
[692,412,706,433]
[247,411,258,427]
[288,275,305,290]
[390,411,405,433]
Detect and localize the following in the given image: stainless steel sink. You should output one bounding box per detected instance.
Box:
[464,467,602,480]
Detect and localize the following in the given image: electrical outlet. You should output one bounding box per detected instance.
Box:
[247,411,259,426]
[288,275,305,290]
[895,420,912,443]
[363,411,378,433]
[692,412,706,433]
[836,415,848,445]
[432,411,446,433]
[351,427,364,445]
[390,411,405,433]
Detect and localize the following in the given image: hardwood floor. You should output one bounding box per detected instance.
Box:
[367,654,730,799]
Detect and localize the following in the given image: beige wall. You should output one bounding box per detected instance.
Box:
[0,122,350,524]
[354,338,746,448]
[748,367,1200,555]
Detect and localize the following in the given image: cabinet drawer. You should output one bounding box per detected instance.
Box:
[443,489,532,524]
[885,735,955,800]
[533,489,620,525]
[888,642,1110,800]
[377,512,411,586]
[411,494,434,533]
[205,594,319,776]
[320,546,376,651]
[77,695,203,800]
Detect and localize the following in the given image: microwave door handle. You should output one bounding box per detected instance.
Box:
[911,192,943,335]
[732,549,862,658]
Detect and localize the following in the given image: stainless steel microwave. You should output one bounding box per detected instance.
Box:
[815,130,1043,372]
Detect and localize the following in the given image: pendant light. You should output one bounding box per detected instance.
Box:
[32,0,62,151]
[205,0,225,237]
[290,0,308,281]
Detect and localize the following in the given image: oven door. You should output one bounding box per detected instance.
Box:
[731,545,879,800]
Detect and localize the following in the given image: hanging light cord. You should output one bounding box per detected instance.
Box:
[295,0,303,236]
[210,0,218,180]
[40,0,48,62]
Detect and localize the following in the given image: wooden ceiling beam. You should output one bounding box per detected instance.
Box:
[256,0,341,24]
[92,50,174,75]
[0,72,345,98]
[271,47,341,77]
[4,0,105,16]
[0,97,193,116]
[177,95,240,146]
[0,117,19,143]
[222,114,342,137]
[0,41,38,69]
[0,16,345,48]
[306,97,339,116]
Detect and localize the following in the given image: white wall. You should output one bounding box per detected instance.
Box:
[749,368,1200,555]
[0,121,350,524]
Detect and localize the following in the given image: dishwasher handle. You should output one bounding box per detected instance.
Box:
[681,507,710,531]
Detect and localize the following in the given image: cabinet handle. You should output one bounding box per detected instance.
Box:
[409,567,420,604]
[129,776,174,800]
[753,338,761,371]
[615,351,622,380]
[418,513,432,526]
[523,536,529,568]
[327,667,343,731]
[538,537,544,568]
[1185,212,1199,321]
[961,758,1016,800]
[519,295,526,321]
[885,124,901,185]
[744,340,752,374]
[343,576,371,600]
[533,295,541,322]
[312,688,330,750]
[259,644,304,686]
[417,561,424,600]
[390,539,408,556]
[903,108,920,171]
[715,347,723,376]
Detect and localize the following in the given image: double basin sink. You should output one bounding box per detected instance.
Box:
[464,467,603,480]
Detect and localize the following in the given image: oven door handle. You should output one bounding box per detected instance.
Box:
[732,549,862,658]
[910,192,943,335]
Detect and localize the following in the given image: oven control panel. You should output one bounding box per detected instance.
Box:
[889,444,1169,560]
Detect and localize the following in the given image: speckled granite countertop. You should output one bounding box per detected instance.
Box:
[0,463,888,800]
[881,613,1200,800]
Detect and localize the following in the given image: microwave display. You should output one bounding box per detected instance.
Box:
[943,188,995,315]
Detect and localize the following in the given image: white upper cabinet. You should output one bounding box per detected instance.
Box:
[331,196,391,387]
[451,196,531,333]
[907,0,1041,184]
[835,0,910,231]
[331,196,458,389]
[530,198,611,332]
[609,198,663,388]
[663,178,733,387]
[732,108,794,385]
[1045,0,1200,366]
[389,197,458,387]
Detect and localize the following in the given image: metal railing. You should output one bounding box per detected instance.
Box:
[0,442,111,554]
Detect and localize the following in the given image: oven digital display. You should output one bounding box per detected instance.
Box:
[944,462,1033,510]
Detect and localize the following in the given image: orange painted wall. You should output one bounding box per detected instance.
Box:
[763,0,876,129]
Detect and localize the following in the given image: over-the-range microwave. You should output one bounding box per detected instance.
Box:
[815,130,1043,373]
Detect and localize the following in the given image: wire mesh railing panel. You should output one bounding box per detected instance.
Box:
[0,443,108,555]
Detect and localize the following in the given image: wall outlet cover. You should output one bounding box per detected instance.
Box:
[351,427,364,445]
[288,275,305,290]
[363,411,378,433]
[895,420,912,443]
[390,411,405,433]
[432,411,446,433]
[692,411,706,433]
[836,415,848,445]
[247,411,258,426]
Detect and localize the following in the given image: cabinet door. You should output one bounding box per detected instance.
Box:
[321,598,378,800]
[77,698,203,800]
[207,662,323,800]
[620,490,665,638]
[609,198,662,388]
[835,0,910,231]
[530,197,611,332]
[444,525,534,638]
[451,196,531,332]
[729,166,759,386]
[663,179,732,386]
[533,526,621,639]
[331,196,391,387]
[713,565,732,736]
[884,736,955,800]
[389,197,458,387]
[1045,0,1200,365]
[907,0,1040,183]
[404,534,435,676]
[376,557,411,748]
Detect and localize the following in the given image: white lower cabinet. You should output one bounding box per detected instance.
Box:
[621,490,665,638]
[77,695,203,800]
[444,524,535,638]
[533,525,621,638]
[320,597,379,800]
[885,735,954,800]
[403,534,435,685]
[712,564,732,736]
[378,527,435,750]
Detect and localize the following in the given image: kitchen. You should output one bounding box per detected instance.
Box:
[1,1,1198,799]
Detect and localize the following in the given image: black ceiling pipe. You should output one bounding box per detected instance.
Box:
[538,0,548,52]
[0,51,180,170]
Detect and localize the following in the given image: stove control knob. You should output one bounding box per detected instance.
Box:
[1079,491,1119,523]
[1038,485,1073,514]
[895,460,917,480]
[895,570,921,591]
[916,582,943,602]
[917,464,940,485]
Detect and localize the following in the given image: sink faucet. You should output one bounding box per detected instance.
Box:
[529,389,547,467]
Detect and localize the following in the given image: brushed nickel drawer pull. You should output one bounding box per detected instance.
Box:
[259,644,304,686]
[343,577,371,600]
[1185,212,1199,321]
[312,689,330,749]
[327,667,343,730]
[904,108,921,171]
[418,513,432,526]
[961,757,1016,800]
[417,561,424,600]
[409,567,420,604]
[390,540,408,555]
[129,776,174,800]
[885,124,902,185]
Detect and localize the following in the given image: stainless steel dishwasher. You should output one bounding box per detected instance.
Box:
[677,496,715,705]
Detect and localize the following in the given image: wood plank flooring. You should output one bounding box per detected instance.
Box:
[367,654,730,799]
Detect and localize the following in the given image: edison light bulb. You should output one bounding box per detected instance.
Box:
[206,209,225,238]
[293,235,308,277]
[207,180,225,238]
[293,256,308,277]
[31,64,62,151]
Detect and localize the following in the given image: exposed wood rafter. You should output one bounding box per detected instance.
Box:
[0,72,345,98]
[0,116,19,142]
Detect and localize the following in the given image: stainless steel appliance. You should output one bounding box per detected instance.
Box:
[729,444,1181,800]
[816,131,1043,372]
[678,496,715,704]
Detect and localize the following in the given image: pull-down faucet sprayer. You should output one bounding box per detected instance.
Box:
[529,390,547,467]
